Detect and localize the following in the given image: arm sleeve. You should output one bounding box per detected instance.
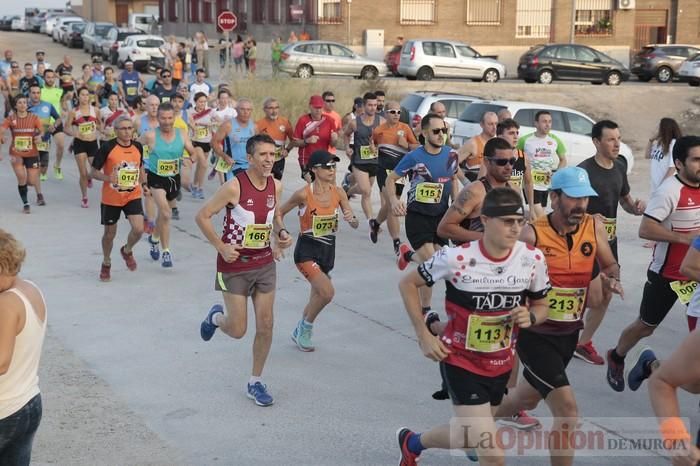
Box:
[526,248,552,300]
[91,140,113,170]
[416,247,452,287]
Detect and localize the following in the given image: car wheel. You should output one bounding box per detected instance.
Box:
[606,71,622,86]
[406,75,417,81]
[296,64,313,79]
[656,66,673,83]
[537,69,553,84]
[690,79,700,87]
[416,66,434,81]
[360,66,378,80]
[483,68,500,83]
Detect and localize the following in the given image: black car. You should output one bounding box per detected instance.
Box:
[0,16,20,31]
[517,43,630,85]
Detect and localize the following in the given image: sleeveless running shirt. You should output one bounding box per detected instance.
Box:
[352,114,381,166]
[148,128,183,177]
[298,184,341,242]
[72,106,98,140]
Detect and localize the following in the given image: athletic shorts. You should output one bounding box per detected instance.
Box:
[13,156,40,169]
[639,269,684,327]
[352,163,377,178]
[147,172,181,202]
[100,198,144,225]
[51,121,64,135]
[517,329,579,399]
[38,151,49,168]
[272,158,285,181]
[376,168,404,197]
[532,190,548,208]
[405,212,447,251]
[72,138,99,158]
[294,235,335,279]
[439,362,510,406]
[214,261,276,296]
[192,140,211,153]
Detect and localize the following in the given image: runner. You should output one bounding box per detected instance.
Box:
[212,97,255,181]
[152,69,177,103]
[322,90,342,153]
[27,85,59,187]
[135,95,161,235]
[293,95,340,182]
[2,61,21,117]
[386,113,460,315]
[140,102,198,268]
[196,133,293,407]
[494,167,623,466]
[0,94,44,213]
[418,101,458,149]
[39,69,66,181]
[170,92,194,220]
[457,111,497,183]
[0,49,13,78]
[18,64,43,97]
[255,97,294,180]
[396,187,551,466]
[100,93,131,143]
[374,90,386,115]
[278,150,359,351]
[90,115,146,282]
[340,97,363,194]
[344,92,384,226]
[606,136,700,392]
[65,86,102,208]
[370,100,419,257]
[574,120,645,365]
[97,67,118,107]
[187,91,216,198]
[188,68,213,105]
[33,50,51,72]
[118,60,144,109]
[516,110,567,218]
[85,56,105,106]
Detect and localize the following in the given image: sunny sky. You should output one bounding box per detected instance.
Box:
[5,0,69,16]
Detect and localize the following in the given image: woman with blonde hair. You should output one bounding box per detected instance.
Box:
[0,229,47,466]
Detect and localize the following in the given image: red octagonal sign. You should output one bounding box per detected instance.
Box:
[217,11,237,32]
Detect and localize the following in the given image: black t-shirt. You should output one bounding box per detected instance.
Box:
[19,76,42,96]
[153,84,178,103]
[577,156,630,219]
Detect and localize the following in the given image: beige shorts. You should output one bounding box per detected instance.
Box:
[215,261,276,296]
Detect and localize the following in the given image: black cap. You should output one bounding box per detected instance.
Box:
[353,97,363,107]
[308,150,340,167]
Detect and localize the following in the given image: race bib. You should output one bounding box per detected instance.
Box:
[312,213,339,238]
[603,217,617,241]
[195,126,209,139]
[465,314,514,353]
[14,136,32,151]
[36,140,50,152]
[415,182,443,204]
[156,158,179,177]
[104,127,116,140]
[117,167,139,189]
[161,96,171,103]
[359,145,376,160]
[126,86,137,96]
[183,150,190,159]
[670,280,698,306]
[531,169,551,188]
[547,287,587,322]
[215,157,233,173]
[243,224,272,249]
[79,121,96,136]
[509,175,523,190]
[274,147,283,161]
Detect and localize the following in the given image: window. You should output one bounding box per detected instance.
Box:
[566,113,593,136]
[456,45,478,58]
[168,0,177,22]
[136,39,164,48]
[513,109,534,127]
[232,0,247,30]
[299,43,329,55]
[400,0,436,25]
[329,44,353,57]
[459,103,507,123]
[190,0,200,23]
[443,100,473,119]
[314,0,342,24]
[253,0,265,23]
[203,1,213,23]
[556,45,577,60]
[515,0,551,38]
[574,0,612,37]
[268,0,280,24]
[465,0,500,25]
[435,42,456,58]
[575,46,598,62]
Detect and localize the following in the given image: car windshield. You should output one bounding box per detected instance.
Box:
[456,45,477,58]
[71,23,85,31]
[639,47,655,56]
[688,53,700,62]
[136,39,163,48]
[117,32,137,40]
[96,25,111,35]
[400,94,424,112]
[459,103,506,123]
[135,17,150,24]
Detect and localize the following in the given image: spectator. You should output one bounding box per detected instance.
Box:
[299,30,311,41]
[232,35,244,74]
[288,31,298,44]
[247,39,258,78]
[271,36,284,77]
[194,31,209,73]
[0,229,47,466]
[646,117,682,193]
[243,36,252,71]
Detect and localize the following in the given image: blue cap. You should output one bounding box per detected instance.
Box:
[551,167,598,198]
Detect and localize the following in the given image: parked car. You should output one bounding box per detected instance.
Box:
[11,17,28,31]
[101,27,141,64]
[0,16,20,31]
[452,100,634,172]
[517,43,629,85]
[52,16,83,42]
[384,45,402,76]
[82,22,114,55]
[631,44,700,83]
[399,91,482,132]
[279,41,388,79]
[117,34,165,69]
[44,14,72,36]
[63,22,86,48]
[678,53,700,87]
[398,39,506,82]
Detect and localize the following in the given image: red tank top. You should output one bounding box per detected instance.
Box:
[217,172,277,273]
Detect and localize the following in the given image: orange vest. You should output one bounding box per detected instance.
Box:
[101,141,143,206]
[299,184,340,237]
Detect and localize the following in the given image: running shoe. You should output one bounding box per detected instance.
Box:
[172,207,180,220]
[40,173,48,182]
[37,194,46,206]
[396,427,420,466]
[87,178,93,189]
[120,245,137,271]
[148,235,160,260]
[341,172,351,192]
[196,188,205,200]
[397,243,413,271]
[22,204,30,214]
[291,321,315,352]
[574,341,605,365]
[369,219,380,244]
[191,187,199,199]
[161,250,173,268]
[247,382,274,407]
[99,263,111,282]
[200,304,223,341]
[81,197,89,209]
[498,411,541,430]
[606,349,625,392]
[626,345,657,392]
[54,166,63,180]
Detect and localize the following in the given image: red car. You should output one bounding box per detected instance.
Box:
[385,45,402,76]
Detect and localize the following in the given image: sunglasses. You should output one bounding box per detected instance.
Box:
[161,74,172,78]
[387,109,401,115]
[313,162,336,169]
[430,127,448,135]
[488,157,517,166]
[324,99,335,103]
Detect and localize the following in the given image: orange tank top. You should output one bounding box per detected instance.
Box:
[299,184,341,237]
[467,134,488,168]
[531,213,598,334]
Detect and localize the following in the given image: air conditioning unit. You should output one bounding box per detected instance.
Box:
[618,0,635,9]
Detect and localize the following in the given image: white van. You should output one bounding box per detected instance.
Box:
[129,13,157,34]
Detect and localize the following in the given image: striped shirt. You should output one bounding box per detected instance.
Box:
[1,113,42,157]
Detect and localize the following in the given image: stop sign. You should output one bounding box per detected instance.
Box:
[217,11,237,32]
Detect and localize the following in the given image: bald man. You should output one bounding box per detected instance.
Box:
[457,111,497,184]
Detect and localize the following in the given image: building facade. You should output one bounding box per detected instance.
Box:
[69,0,159,26]
[158,0,699,51]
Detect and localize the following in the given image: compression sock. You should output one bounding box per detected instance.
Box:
[18,185,28,205]
[407,432,425,455]
[610,348,626,364]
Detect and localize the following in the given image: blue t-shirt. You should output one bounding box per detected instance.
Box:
[29,100,60,143]
[394,145,459,217]
[228,118,254,173]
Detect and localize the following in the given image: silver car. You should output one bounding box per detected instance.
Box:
[678,53,700,87]
[279,41,388,79]
[398,39,506,82]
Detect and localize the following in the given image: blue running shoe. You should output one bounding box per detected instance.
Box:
[626,345,657,391]
[197,188,205,200]
[161,250,173,268]
[247,382,274,407]
[148,236,160,260]
[200,304,223,341]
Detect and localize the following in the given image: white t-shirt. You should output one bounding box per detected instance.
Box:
[649,139,676,193]
[214,106,237,123]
